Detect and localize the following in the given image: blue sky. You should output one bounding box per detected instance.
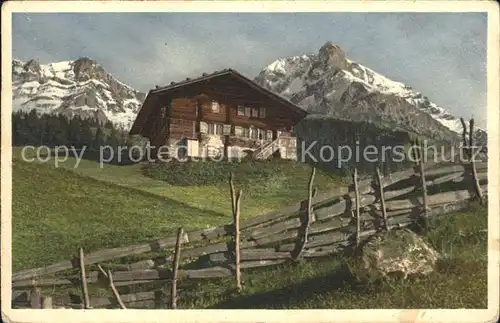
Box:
[12,12,487,127]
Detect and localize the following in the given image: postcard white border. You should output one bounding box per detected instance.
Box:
[1,1,499,323]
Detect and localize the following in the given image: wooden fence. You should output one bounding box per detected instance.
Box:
[11,119,489,309]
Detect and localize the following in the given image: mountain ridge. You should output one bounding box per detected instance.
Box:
[12,57,146,130]
[11,44,487,147]
[254,42,486,146]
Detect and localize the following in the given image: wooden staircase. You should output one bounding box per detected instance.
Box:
[252,137,281,160]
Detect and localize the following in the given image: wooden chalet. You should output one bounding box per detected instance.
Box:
[129,69,308,160]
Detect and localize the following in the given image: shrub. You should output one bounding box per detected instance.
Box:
[141,158,335,188]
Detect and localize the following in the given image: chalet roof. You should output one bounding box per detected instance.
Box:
[129,68,308,136]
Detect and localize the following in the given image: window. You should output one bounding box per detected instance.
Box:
[234,126,243,136]
[223,124,232,135]
[160,106,167,119]
[211,101,220,113]
[267,130,273,140]
[237,105,245,116]
[258,129,265,140]
[242,127,250,138]
[215,124,224,135]
[260,107,266,118]
[250,127,258,139]
[238,105,254,117]
[252,108,259,118]
[208,123,215,135]
[200,122,208,134]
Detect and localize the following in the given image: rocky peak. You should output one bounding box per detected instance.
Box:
[73,57,105,82]
[254,41,487,146]
[12,59,23,67]
[14,59,45,83]
[318,41,349,71]
[12,58,146,130]
[23,59,42,73]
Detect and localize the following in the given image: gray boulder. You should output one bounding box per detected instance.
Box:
[348,228,440,282]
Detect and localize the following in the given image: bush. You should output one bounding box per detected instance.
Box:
[141,158,332,188]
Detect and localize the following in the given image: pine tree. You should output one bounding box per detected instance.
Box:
[79,118,94,149]
[25,110,39,145]
[56,114,70,146]
[106,127,120,149]
[67,117,80,148]
[104,120,114,130]
[94,126,105,151]
[12,112,21,145]
[120,130,128,146]
[40,114,54,146]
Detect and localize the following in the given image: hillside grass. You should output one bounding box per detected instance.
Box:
[13,147,346,220]
[11,149,344,271]
[11,160,220,271]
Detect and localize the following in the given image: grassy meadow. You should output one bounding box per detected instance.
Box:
[11,147,344,270]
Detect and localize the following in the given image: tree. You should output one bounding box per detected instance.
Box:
[68,116,82,148]
[104,120,114,130]
[79,118,94,149]
[106,127,120,149]
[94,126,105,151]
[24,110,40,145]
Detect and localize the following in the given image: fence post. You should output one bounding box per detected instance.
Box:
[229,173,243,293]
[42,296,53,309]
[353,168,361,246]
[460,117,469,156]
[229,172,236,215]
[375,167,389,231]
[78,247,91,309]
[29,282,41,309]
[234,189,243,293]
[416,138,429,230]
[468,118,485,205]
[293,167,316,261]
[171,227,184,309]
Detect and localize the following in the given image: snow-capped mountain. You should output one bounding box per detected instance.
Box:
[12,58,146,130]
[12,45,486,147]
[255,42,486,146]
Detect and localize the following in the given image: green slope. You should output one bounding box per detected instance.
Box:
[14,147,346,221]
[12,160,223,271]
[11,151,344,271]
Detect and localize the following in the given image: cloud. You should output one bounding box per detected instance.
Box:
[12,12,488,128]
